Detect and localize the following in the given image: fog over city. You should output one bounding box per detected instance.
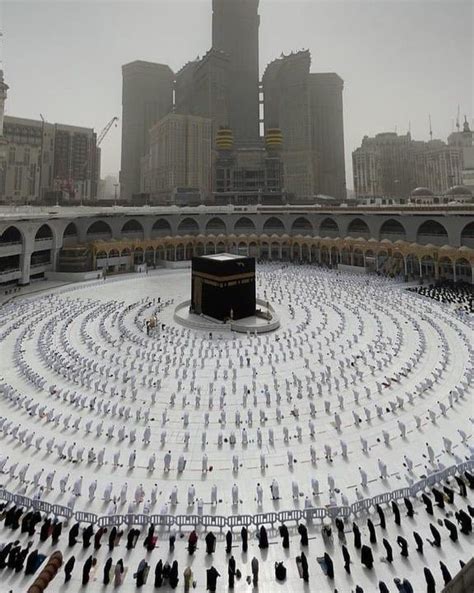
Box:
[2,0,472,185]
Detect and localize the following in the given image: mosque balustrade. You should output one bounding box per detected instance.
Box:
[0,457,472,528]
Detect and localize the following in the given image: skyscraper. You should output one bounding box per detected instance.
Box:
[212,0,260,145]
[120,61,174,200]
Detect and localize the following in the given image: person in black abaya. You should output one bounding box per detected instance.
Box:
[432,488,445,509]
[258,525,268,549]
[205,531,216,554]
[382,538,393,562]
[413,531,423,553]
[154,559,163,587]
[376,504,386,529]
[429,523,441,547]
[24,549,40,575]
[300,551,309,582]
[342,545,351,573]
[108,526,117,550]
[64,555,75,582]
[52,521,62,545]
[228,556,236,588]
[68,522,79,547]
[444,518,458,542]
[82,524,94,548]
[39,518,51,542]
[422,493,433,515]
[424,567,436,593]
[391,500,401,525]
[206,566,220,592]
[103,557,113,584]
[379,582,390,593]
[361,544,374,569]
[367,518,377,543]
[324,553,334,579]
[82,555,96,585]
[397,535,409,557]
[455,509,472,534]
[169,560,179,589]
[298,523,308,546]
[240,526,248,552]
[404,497,414,517]
[455,475,467,497]
[279,524,289,548]
[226,530,232,554]
[439,561,452,585]
[353,522,361,549]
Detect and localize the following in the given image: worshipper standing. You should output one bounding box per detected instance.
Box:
[188,529,198,554]
[424,567,436,593]
[439,561,452,585]
[300,551,309,582]
[64,555,75,582]
[298,523,308,546]
[225,530,232,554]
[258,525,269,549]
[114,559,125,586]
[206,566,220,592]
[251,557,259,586]
[342,545,351,573]
[169,560,179,589]
[205,531,216,555]
[82,555,97,585]
[353,522,361,549]
[154,559,163,587]
[279,523,290,548]
[383,538,393,562]
[135,559,150,587]
[322,553,334,579]
[241,526,248,552]
[103,557,113,584]
[184,566,193,592]
[361,544,374,569]
[228,556,236,589]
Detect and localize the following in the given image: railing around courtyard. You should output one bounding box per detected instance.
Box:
[0,459,472,531]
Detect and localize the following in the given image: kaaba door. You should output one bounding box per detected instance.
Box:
[193,277,203,314]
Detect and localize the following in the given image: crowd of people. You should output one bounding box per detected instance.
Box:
[0,264,472,591]
[409,280,473,314]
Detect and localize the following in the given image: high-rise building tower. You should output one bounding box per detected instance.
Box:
[120,61,174,200]
[212,0,260,145]
[0,69,9,196]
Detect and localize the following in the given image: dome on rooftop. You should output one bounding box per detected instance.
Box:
[411,187,434,197]
[445,185,472,197]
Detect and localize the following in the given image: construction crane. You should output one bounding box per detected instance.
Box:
[97,116,119,146]
[70,117,119,201]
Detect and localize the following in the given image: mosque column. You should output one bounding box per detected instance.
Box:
[19,249,32,285]
[403,256,408,280]
[418,258,423,280]
[452,261,456,283]
[434,260,439,280]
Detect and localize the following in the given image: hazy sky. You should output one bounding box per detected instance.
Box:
[1,0,473,188]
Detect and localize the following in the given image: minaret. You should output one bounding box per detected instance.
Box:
[0,68,8,138]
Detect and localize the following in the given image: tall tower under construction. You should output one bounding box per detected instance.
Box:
[212,0,260,146]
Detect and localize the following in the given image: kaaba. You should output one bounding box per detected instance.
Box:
[191,253,256,322]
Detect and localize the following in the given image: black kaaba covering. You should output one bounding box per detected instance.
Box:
[191,254,256,321]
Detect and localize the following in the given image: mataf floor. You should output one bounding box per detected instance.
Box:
[0,265,472,592]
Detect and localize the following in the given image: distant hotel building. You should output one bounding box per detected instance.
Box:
[141,113,212,203]
[121,0,346,204]
[0,115,100,203]
[352,126,473,200]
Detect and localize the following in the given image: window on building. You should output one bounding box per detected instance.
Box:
[14,166,23,191]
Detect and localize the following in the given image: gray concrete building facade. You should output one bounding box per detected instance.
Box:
[120,61,174,200]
